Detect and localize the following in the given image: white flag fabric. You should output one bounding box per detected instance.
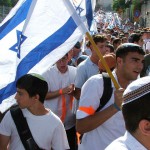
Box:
[71,0,96,29]
[0,0,32,112]
[0,0,87,112]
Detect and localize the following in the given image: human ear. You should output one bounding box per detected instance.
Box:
[139,120,150,136]
[116,57,122,65]
[32,94,40,103]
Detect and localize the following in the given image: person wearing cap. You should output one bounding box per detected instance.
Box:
[0,74,69,150]
[42,54,77,150]
[76,43,145,150]
[105,76,150,150]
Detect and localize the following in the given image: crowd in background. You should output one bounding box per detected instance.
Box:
[0,16,150,149]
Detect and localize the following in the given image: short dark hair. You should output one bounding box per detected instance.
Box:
[113,38,121,45]
[106,44,115,53]
[77,55,88,66]
[122,93,150,133]
[74,41,81,49]
[89,34,107,45]
[116,43,145,59]
[122,37,127,43]
[16,74,48,103]
[128,33,142,43]
[111,36,115,43]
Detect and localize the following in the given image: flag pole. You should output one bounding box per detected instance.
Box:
[86,32,120,89]
[64,0,120,89]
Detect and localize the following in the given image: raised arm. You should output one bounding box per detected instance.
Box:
[76,76,124,134]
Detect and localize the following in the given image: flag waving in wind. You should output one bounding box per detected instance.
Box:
[0,0,32,112]
[0,0,89,112]
[71,0,96,29]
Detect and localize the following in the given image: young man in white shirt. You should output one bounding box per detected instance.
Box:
[76,43,145,150]
[42,54,77,150]
[73,34,107,103]
[105,76,150,150]
[0,74,69,150]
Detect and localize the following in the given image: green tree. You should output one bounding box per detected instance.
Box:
[0,0,12,7]
[112,0,119,11]
[112,0,127,12]
[132,0,141,10]
[11,0,18,7]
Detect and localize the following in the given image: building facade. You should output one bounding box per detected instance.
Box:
[140,0,150,27]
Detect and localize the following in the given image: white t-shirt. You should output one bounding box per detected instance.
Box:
[43,65,76,130]
[0,109,69,150]
[75,57,99,89]
[105,131,147,150]
[146,41,150,52]
[84,48,92,56]
[143,39,150,52]
[76,71,125,150]
[72,57,99,114]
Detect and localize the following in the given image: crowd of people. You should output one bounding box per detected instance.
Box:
[0,26,150,150]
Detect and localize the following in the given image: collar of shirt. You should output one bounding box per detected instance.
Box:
[111,70,121,88]
[88,57,98,66]
[54,64,68,74]
[124,131,147,150]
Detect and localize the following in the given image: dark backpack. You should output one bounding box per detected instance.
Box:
[10,106,43,150]
[96,72,113,112]
[80,73,113,142]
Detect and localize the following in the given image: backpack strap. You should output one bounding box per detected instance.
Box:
[10,106,43,150]
[96,73,113,112]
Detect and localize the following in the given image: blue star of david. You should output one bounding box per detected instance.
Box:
[9,30,27,58]
[76,5,84,16]
[72,0,84,16]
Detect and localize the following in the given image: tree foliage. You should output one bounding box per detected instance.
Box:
[11,0,18,6]
[0,0,12,6]
[112,0,128,12]
[112,0,142,12]
[0,0,18,7]
[132,0,141,10]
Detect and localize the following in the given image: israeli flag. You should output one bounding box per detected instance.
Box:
[0,0,32,112]
[71,0,96,29]
[0,0,87,112]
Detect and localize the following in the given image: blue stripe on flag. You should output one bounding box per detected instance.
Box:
[0,0,32,40]
[85,0,93,29]
[0,17,77,103]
